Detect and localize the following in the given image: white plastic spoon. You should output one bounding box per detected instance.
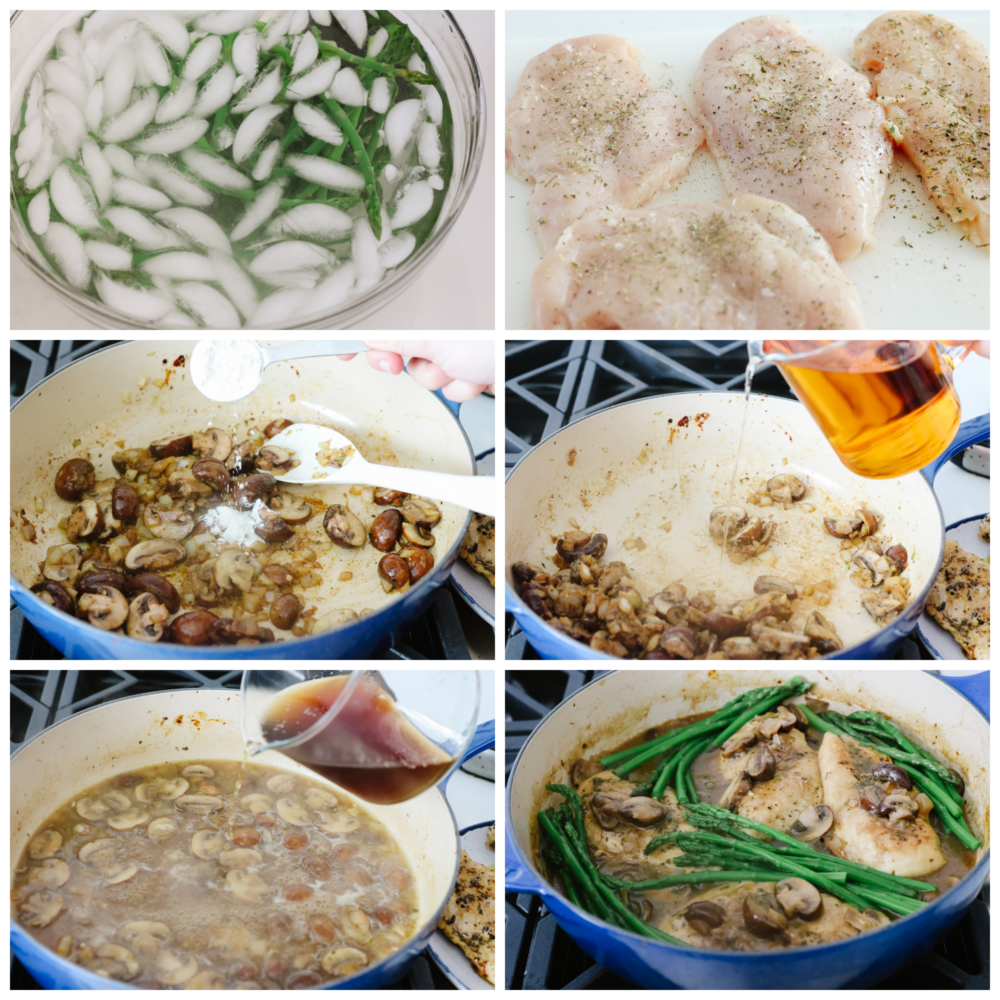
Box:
[267,422,497,515]
[191,338,368,401]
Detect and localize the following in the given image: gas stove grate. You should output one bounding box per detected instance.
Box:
[10,341,470,660]
[9,670,456,989]
[504,670,990,991]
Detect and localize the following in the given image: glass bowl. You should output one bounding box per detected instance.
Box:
[9,10,486,330]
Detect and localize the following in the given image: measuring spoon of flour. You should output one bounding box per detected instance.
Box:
[268,423,497,515]
[191,339,369,402]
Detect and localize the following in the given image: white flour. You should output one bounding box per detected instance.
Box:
[200,501,266,547]
[192,340,264,401]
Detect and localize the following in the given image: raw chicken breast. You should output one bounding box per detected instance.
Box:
[531,194,866,330]
[694,16,893,260]
[506,35,704,252]
[856,12,989,251]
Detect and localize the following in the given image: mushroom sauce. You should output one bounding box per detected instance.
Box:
[12,760,418,988]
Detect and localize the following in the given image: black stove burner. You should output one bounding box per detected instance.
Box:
[504,670,990,991]
[10,341,470,660]
[9,670,456,989]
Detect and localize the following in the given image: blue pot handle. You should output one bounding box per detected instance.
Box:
[932,671,990,720]
[921,413,990,483]
[461,720,495,764]
[505,818,548,895]
[434,387,462,417]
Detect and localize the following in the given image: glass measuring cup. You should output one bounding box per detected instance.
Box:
[240,669,482,804]
[748,340,974,478]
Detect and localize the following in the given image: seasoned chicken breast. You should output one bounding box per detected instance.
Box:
[531,195,866,330]
[818,733,946,879]
[716,716,824,835]
[506,35,704,252]
[694,16,893,260]
[661,881,888,950]
[856,12,989,250]
[438,850,495,985]
[926,538,990,659]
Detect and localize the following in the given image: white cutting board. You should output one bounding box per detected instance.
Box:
[505,10,989,331]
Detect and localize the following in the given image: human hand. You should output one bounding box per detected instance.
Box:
[341,340,495,401]
[942,340,990,359]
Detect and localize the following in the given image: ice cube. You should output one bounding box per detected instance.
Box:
[309,11,333,27]
[289,10,310,34]
[333,11,368,50]
[251,287,310,326]
[136,27,172,87]
[25,73,44,127]
[139,155,214,208]
[84,240,133,270]
[330,67,366,107]
[84,82,105,133]
[96,273,173,320]
[252,139,281,181]
[302,262,356,316]
[391,180,434,229]
[231,178,286,241]
[292,32,319,76]
[131,118,210,155]
[102,90,159,144]
[192,63,237,118]
[377,231,416,268]
[43,60,88,112]
[262,11,294,51]
[368,27,388,58]
[27,190,51,236]
[293,103,342,145]
[181,147,253,190]
[408,53,426,74]
[286,58,338,100]
[43,92,87,159]
[209,250,258,320]
[102,47,137,118]
[232,65,285,115]
[42,222,92,289]
[161,309,199,328]
[419,84,443,127]
[249,240,335,276]
[183,35,223,82]
[81,139,114,207]
[233,104,286,163]
[95,20,139,78]
[155,80,198,124]
[24,136,59,190]
[50,163,100,229]
[103,144,149,183]
[113,176,173,211]
[196,11,263,35]
[173,282,241,329]
[232,27,261,78]
[156,207,232,254]
[139,13,190,59]
[384,99,424,161]
[369,76,390,114]
[284,153,364,191]
[417,122,441,170]
[15,116,45,166]
[351,216,382,288]
[105,205,168,248]
[142,251,217,280]
[267,203,353,239]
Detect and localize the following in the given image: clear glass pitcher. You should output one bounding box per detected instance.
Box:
[240,669,481,804]
[748,340,973,478]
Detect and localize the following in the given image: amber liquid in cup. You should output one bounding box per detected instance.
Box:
[260,674,454,804]
[769,340,961,478]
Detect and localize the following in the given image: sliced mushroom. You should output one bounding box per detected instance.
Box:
[158,777,190,801]
[884,544,908,573]
[753,576,798,598]
[276,797,312,826]
[31,858,71,888]
[55,458,96,501]
[314,810,360,834]
[374,487,406,506]
[321,503,366,548]
[399,544,434,583]
[849,550,885,589]
[727,518,763,560]
[855,508,879,536]
[226,439,254,474]
[266,774,296,794]
[823,516,864,539]
[872,762,912,789]
[127,592,169,642]
[571,760,605,786]
[861,591,905,624]
[400,496,442,529]
[77,586,130,631]
[65,498,104,542]
[155,950,199,986]
[191,829,226,861]
[321,946,369,977]
[20,891,64,928]
[859,785,887,815]
[617,796,666,826]
[176,794,224,813]
[742,890,788,938]
[226,870,271,905]
[720,731,758,758]
[378,553,410,592]
[206,917,248,958]
[232,472,278,511]
[721,636,760,660]
[709,506,748,545]
[76,797,112,822]
[164,468,214,499]
[108,807,151,831]
[147,817,179,841]
[143,504,197,541]
[255,445,294,473]
[31,580,75,614]
[684,900,726,936]
[119,921,172,956]
[28,830,63,860]
[652,591,689,625]
[790,804,834,841]
[150,434,193,459]
[719,771,753,812]
[746,745,776,781]
[766,474,805,503]
[804,611,843,655]
[343,906,372,943]
[757,705,798,738]
[401,522,434,546]
[103,861,139,884]
[125,573,181,615]
[193,428,232,462]
[215,549,257,593]
[125,539,186,571]
[219,848,264,869]
[268,492,311,524]
[78,838,122,864]
[241,793,274,815]
[191,458,232,494]
[102,790,131,812]
[659,626,703,660]
[883,792,919,822]
[748,624,811,659]
[42,543,83,582]
[701,613,744,639]
[555,530,607,563]
[775,877,823,921]
[304,788,339,810]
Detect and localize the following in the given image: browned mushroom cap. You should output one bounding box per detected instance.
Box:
[659,626,704,659]
[144,504,197,541]
[849,550,885,589]
[766,474,806,503]
[192,428,232,462]
[78,586,130,630]
[42,543,82,582]
[855,509,879,536]
[790,804,834,841]
[884,544,908,573]
[169,610,219,645]
[55,458,96,501]
[369,508,402,551]
[210,618,275,644]
[684,901,725,936]
[701,613,744,639]
[785,704,810,730]
[161,470,213,501]
[823,516,864,539]
[399,544,434,583]
[555,530,606,562]
[721,636,759,660]
[324,504,366,547]
[111,480,139,522]
[191,458,232,493]
[719,771,753,811]
[255,445,294,473]
[743,891,788,938]
[378,553,410,592]
[149,434,192,459]
[590,789,630,829]
[226,439,254,474]
[729,517,762,550]
[126,592,169,642]
[264,418,294,439]
[617,796,666,826]
[401,522,434,547]
[215,550,257,592]
[753,576,798,598]
[232,473,278,511]
[709,506,748,545]
[374,488,407,506]
[882,792,920,822]
[268,492,311,524]
[112,448,153,475]
[76,568,128,595]
[570,760,605,787]
[397,497,440,531]
[859,785,887,815]
[125,573,181,614]
[65,499,104,542]
[872,762,912,789]
[254,508,294,544]
[804,611,843,655]
[775,878,823,921]
[757,705,798,737]
[269,594,301,631]
[720,730,758,758]
[652,591,689,625]
[746,745,776,781]
[31,580,75,614]
[125,540,186,571]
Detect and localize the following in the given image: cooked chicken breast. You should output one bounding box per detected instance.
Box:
[506,35,704,252]
[460,513,495,587]
[438,850,495,985]
[818,733,946,879]
[979,514,990,543]
[716,716,824,835]
[531,195,866,330]
[486,823,495,849]
[694,16,893,260]
[856,12,989,250]
[926,538,990,659]
[661,881,888,950]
